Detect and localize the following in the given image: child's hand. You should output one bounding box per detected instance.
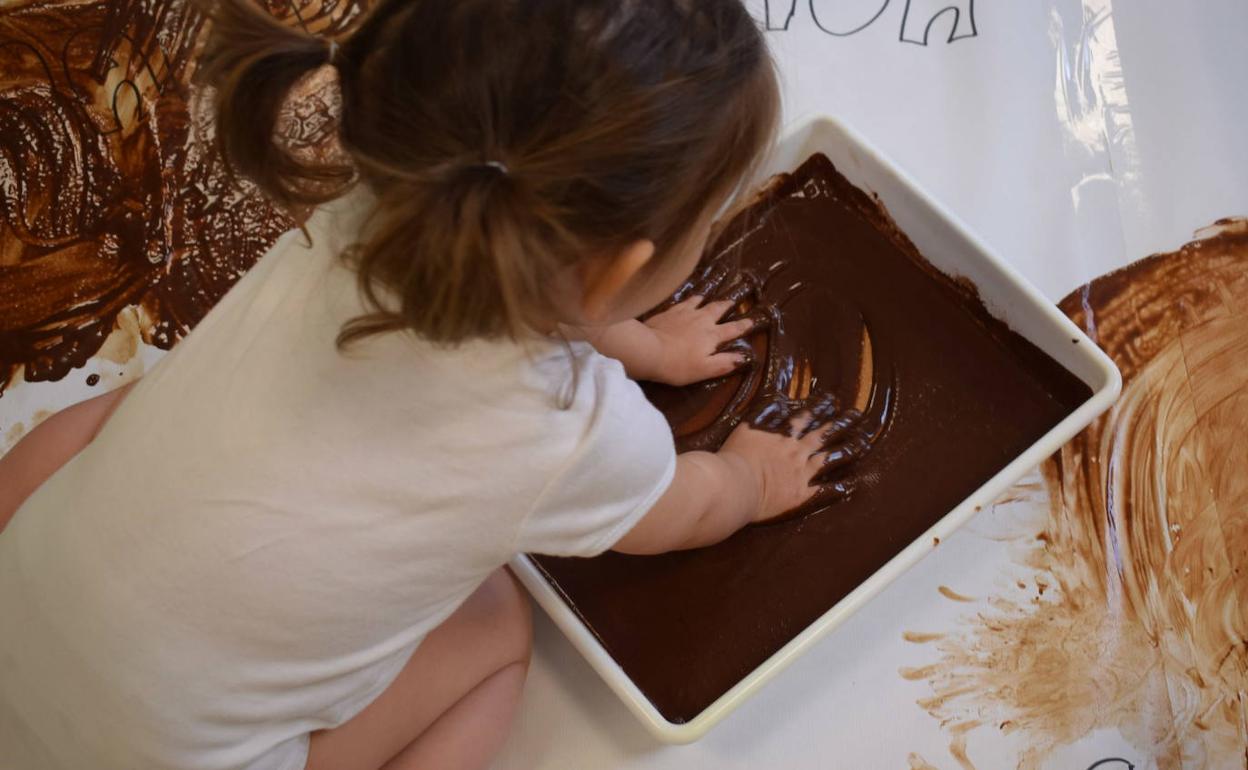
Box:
[718,410,860,523]
[642,295,755,386]
[613,407,867,554]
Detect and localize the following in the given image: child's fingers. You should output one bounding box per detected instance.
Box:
[719,275,758,307]
[794,393,839,439]
[800,414,861,453]
[678,294,706,310]
[700,298,735,320]
[749,398,794,432]
[704,351,750,378]
[817,409,863,445]
[737,306,775,333]
[786,409,816,439]
[804,449,860,494]
[715,316,755,343]
[807,479,855,503]
[805,448,833,478]
[810,434,871,483]
[690,260,732,299]
[804,457,858,506]
[717,337,753,357]
[799,421,830,451]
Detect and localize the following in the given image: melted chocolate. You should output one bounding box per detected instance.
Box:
[0,0,358,393]
[533,154,1092,723]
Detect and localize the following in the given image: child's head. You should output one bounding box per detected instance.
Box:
[200,0,779,344]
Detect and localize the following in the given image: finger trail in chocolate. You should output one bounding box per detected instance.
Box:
[534,154,1090,723]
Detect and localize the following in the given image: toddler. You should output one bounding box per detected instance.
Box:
[0,1,844,768]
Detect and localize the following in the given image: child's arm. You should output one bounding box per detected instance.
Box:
[0,382,135,533]
[614,413,832,554]
[572,295,755,386]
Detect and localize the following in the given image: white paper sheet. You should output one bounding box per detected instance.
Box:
[1,1,1245,767]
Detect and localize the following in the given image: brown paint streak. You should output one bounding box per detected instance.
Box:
[938,586,975,603]
[908,753,943,770]
[0,0,360,393]
[900,664,942,681]
[949,734,975,770]
[907,219,1248,769]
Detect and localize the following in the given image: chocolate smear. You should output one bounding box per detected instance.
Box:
[908,218,1248,769]
[0,0,360,394]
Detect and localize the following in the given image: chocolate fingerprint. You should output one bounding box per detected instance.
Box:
[907,219,1248,770]
[0,0,363,394]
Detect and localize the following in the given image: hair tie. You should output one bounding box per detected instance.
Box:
[480,160,509,175]
[325,40,340,66]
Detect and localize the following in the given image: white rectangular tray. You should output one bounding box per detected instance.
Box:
[510,115,1122,744]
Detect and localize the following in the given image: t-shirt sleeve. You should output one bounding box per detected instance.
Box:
[514,358,676,558]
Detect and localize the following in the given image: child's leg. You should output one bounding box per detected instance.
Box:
[304,568,533,770]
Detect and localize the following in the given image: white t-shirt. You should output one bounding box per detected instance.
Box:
[0,190,676,770]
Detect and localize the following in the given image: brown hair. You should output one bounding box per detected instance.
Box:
[197,0,779,346]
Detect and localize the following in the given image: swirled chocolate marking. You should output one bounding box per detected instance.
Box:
[0,0,360,394]
[907,219,1248,770]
